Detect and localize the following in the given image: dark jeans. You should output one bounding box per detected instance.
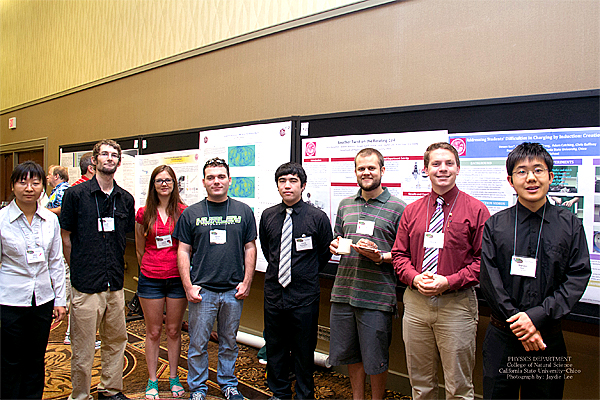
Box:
[483,324,567,400]
[264,298,320,399]
[1,300,54,399]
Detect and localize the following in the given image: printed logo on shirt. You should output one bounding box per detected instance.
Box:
[196,215,242,226]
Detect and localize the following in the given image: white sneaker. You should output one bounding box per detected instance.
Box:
[95,340,101,350]
[64,334,71,345]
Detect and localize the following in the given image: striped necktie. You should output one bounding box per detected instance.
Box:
[278,208,293,287]
[422,196,444,274]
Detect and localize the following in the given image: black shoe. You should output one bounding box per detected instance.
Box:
[98,392,130,400]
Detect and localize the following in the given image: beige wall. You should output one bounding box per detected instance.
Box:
[2,0,599,160]
[1,0,599,398]
[0,0,371,110]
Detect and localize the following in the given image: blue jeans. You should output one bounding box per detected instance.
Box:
[187,288,243,394]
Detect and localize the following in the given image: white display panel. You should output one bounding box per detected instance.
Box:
[200,121,293,272]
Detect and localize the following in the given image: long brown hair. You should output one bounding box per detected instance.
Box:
[142,165,185,236]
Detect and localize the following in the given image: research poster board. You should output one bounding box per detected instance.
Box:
[301,130,448,230]
[449,127,600,304]
[135,149,202,209]
[199,121,293,272]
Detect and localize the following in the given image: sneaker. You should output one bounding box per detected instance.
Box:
[223,386,244,400]
[63,334,71,345]
[190,391,206,400]
[97,392,131,400]
[95,340,101,350]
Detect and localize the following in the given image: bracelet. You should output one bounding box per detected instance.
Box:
[375,252,385,265]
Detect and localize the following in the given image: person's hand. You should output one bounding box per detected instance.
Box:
[551,197,563,205]
[330,236,341,255]
[53,306,67,322]
[414,272,448,296]
[507,312,537,341]
[563,199,576,207]
[235,281,251,299]
[351,238,381,262]
[185,285,203,303]
[521,330,546,352]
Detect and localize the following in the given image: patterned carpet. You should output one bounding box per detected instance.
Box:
[43,317,410,399]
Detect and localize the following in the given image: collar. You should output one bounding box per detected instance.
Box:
[517,198,551,223]
[7,200,46,223]
[354,187,391,204]
[431,185,459,205]
[88,175,119,196]
[279,199,304,214]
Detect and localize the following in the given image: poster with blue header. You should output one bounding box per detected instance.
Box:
[449,127,600,304]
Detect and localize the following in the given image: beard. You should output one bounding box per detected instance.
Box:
[96,162,118,175]
[358,176,381,192]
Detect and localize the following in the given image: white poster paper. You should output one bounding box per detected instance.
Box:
[200,121,293,272]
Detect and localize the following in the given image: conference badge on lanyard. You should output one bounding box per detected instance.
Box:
[510,256,537,278]
[356,220,375,235]
[155,234,173,249]
[26,247,45,263]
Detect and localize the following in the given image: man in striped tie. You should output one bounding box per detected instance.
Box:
[392,142,490,400]
[259,162,333,400]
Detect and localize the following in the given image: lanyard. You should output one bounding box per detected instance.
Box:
[206,198,230,230]
[513,201,546,259]
[425,190,460,234]
[95,192,115,232]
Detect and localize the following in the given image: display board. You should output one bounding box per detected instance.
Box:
[298,90,599,323]
[301,130,448,229]
[58,91,599,322]
[199,121,293,272]
[135,149,202,209]
[448,128,600,304]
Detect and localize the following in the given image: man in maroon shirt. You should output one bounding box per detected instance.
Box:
[392,142,490,400]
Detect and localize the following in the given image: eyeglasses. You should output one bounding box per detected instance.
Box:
[204,157,227,167]
[99,151,120,159]
[154,178,173,185]
[512,168,548,178]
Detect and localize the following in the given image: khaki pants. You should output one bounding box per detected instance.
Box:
[69,287,127,400]
[402,287,478,400]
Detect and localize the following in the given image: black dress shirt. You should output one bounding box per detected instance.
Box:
[60,176,135,294]
[259,200,333,309]
[481,200,591,330]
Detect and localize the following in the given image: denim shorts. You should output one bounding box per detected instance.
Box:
[328,302,393,375]
[137,272,186,299]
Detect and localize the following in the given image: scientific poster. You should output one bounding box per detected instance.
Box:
[135,150,202,209]
[113,150,138,200]
[200,121,293,272]
[449,127,600,304]
[301,130,448,229]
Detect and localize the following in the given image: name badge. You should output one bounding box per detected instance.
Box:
[98,217,115,232]
[423,232,444,248]
[510,256,537,278]
[155,234,173,249]
[26,247,44,263]
[356,220,375,235]
[295,236,313,251]
[210,229,227,244]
